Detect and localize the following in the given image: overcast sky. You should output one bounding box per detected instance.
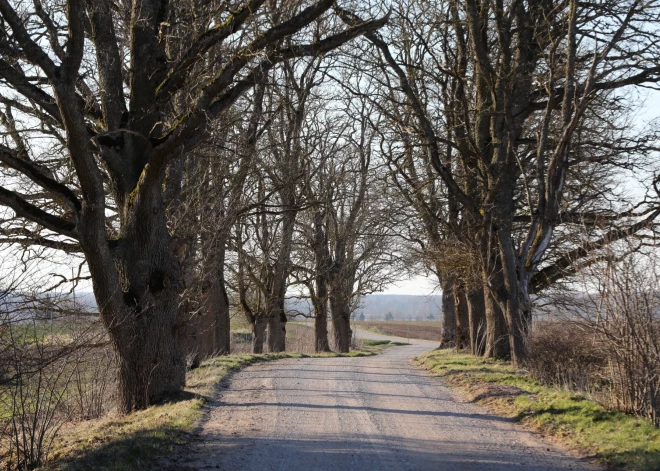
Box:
[382,275,438,295]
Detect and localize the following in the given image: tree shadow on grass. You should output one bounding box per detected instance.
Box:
[51,391,206,471]
[54,426,186,471]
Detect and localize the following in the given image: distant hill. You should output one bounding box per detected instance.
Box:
[286,294,443,321]
[353,294,443,321]
[2,291,443,323]
[1,291,98,322]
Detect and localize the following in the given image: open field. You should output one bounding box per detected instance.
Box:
[415,349,660,471]
[353,320,442,341]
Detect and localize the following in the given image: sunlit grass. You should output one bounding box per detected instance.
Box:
[415,349,660,471]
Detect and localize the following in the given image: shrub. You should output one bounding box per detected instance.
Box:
[526,322,605,393]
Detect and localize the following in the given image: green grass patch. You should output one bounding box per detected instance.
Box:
[415,349,660,471]
[229,314,251,332]
[45,341,400,470]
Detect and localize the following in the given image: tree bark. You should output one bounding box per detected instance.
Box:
[265,188,297,353]
[483,270,510,360]
[466,284,486,355]
[206,242,230,356]
[312,211,331,352]
[329,287,352,353]
[200,276,230,357]
[453,281,470,350]
[314,306,330,353]
[95,185,186,413]
[252,316,267,354]
[116,301,184,412]
[267,304,287,353]
[497,231,528,367]
[213,279,231,355]
[439,275,456,347]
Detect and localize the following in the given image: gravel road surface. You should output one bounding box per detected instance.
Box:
[171,331,598,471]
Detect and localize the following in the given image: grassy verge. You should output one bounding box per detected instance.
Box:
[44,339,398,471]
[415,349,660,471]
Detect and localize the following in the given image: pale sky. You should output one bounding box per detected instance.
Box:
[382,275,439,295]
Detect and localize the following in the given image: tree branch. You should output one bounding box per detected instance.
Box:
[0,186,77,238]
[0,144,81,212]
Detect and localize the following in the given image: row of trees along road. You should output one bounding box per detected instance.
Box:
[1,0,660,412]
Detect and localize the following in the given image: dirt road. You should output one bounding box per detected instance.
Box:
[172,332,597,470]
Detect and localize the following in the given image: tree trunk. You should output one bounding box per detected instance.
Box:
[313,211,331,352]
[266,269,288,353]
[466,284,486,355]
[201,277,230,357]
[439,275,456,347]
[453,282,470,350]
[208,242,230,355]
[267,306,287,353]
[116,300,184,412]
[314,305,330,353]
[213,280,231,355]
[329,289,352,353]
[497,231,528,366]
[196,298,216,361]
[92,248,186,414]
[89,185,186,413]
[175,301,201,369]
[265,190,297,352]
[252,316,267,354]
[483,271,510,360]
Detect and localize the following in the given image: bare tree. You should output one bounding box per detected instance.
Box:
[338,0,660,365]
[0,0,386,411]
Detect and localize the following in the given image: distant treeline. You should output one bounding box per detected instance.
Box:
[286,294,443,321]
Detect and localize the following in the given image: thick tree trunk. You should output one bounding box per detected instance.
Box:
[266,272,288,353]
[252,316,267,354]
[89,185,186,413]
[94,272,186,414]
[329,289,352,353]
[193,296,217,362]
[497,231,528,367]
[313,211,331,352]
[453,282,470,350]
[208,242,230,355]
[175,302,201,368]
[312,282,331,353]
[466,285,486,355]
[314,306,330,353]
[483,271,510,360]
[175,216,202,367]
[116,300,184,412]
[439,275,456,347]
[265,191,297,353]
[267,306,287,353]
[213,281,231,355]
[200,277,230,357]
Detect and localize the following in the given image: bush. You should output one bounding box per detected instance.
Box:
[526,322,605,393]
[537,250,660,426]
[0,312,115,469]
